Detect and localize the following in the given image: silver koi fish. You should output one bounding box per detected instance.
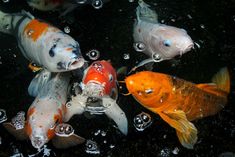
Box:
[133,0,194,69]
[0,10,85,72]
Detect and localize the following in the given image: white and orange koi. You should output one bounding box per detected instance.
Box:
[64,60,128,135]
[0,10,85,72]
[4,70,85,149]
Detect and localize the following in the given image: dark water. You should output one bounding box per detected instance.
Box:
[0,0,235,156]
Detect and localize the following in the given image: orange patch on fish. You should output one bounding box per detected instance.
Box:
[25,121,32,136]
[47,128,55,140]
[27,107,36,117]
[66,48,73,51]
[24,19,49,41]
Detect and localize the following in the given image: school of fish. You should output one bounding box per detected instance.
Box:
[0,0,231,151]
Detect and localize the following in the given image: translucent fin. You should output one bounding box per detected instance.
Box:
[137,0,158,23]
[3,122,28,140]
[128,58,155,74]
[211,67,230,93]
[157,110,198,149]
[63,94,86,122]
[103,97,128,135]
[52,133,85,149]
[28,69,52,97]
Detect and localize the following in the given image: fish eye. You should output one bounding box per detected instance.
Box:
[145,89,153,94]
[108,74,113,82]
[163,40,171,47]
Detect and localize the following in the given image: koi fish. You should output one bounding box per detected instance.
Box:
[64,60,128,135]
[4,70,85,149]
[0,10,85,72]
[133,0,194,69]
[124,68,230,149]
[26,0,110,16]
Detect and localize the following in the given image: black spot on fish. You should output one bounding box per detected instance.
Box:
[49,44,56,57]
[57,62,66,70]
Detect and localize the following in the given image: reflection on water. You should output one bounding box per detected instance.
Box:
[0,0,235,156]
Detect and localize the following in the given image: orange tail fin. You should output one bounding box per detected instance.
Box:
[211,67,230,93]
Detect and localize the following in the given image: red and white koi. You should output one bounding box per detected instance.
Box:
[0,10,85,72]
[64,60,128,135]
[4,70,85,149]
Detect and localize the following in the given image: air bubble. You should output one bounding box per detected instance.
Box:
[76,0,87,4]
[0,109,7,123]
[85,140,100,154]
[86,49,100,60]
[133,112,152,131]
[64,26,70,34]
[27,29,34,36]
[123,53,130,60]
[92,0,103,9]
[133,42,146,52]
[2,0,9,3]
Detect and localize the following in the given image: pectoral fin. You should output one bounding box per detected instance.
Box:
[63,95,86,122]
[52,134,85,149]
[157,110,198,149]
[52,123,85,149]
[103,97,128,135]
[3,122,28,140]
[28,69,51,97]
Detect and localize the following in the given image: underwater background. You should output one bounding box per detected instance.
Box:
[0,0,235,156]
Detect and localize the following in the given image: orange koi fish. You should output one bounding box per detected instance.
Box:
[4,70,85,149]
[65,60,128,135]
[124,68,230,149]
[0,10,85,72]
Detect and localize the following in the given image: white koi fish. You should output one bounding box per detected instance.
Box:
[133,0,194,69]
[0,10,85,72]
[64,60,128,135]
[4,70,85,149]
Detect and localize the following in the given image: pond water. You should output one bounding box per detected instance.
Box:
[0,0,235,156]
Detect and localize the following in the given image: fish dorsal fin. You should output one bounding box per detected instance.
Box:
[3,122,28,140]
[136,0,158,23]
[157,110,198,149]
[196,83,228,96]
[52,133,85,149]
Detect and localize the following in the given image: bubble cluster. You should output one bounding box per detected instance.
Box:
[55,123,74,137]
[133,112,152,131]
[11,111,25,130]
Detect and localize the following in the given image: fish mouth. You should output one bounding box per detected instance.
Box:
[182,43,194,54]
[31,135,47,149]
[68,57,85,70]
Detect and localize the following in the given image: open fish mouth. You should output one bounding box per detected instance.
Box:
[31,135,47,149]
[181,43,194,54]
[68,57,85,70]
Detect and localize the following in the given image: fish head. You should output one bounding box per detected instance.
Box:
[150,25,194,60]
[125,71,168,108]
[82,60,118,99]
[25,98,62,149]
[44,33,85,72]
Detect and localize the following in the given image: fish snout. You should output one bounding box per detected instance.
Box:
[68,57,85,70]
[183,43,194,53]
[31,135,48,149]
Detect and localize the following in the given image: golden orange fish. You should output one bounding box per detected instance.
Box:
[124,68,230,149]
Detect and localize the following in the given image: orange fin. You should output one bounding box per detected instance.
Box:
[157,110,198,149]
[196,83,221,94]
[211,67,230,93]
[3,122,28,140]
[28,63,42,72]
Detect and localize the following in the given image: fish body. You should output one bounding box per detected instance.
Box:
[133,0,194,68]
[4,70,85,149]
[26,0,110,16]
[0,10,85,72]
[125,68,230,149]
[65,60,128,135]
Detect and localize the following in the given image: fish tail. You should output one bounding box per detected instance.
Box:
[212,67,230,93]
